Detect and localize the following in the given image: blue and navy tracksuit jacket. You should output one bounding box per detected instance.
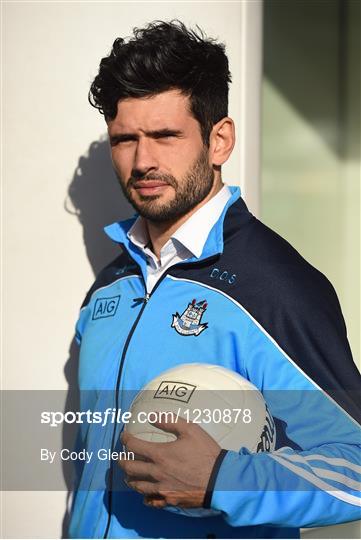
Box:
[69,186,361,538]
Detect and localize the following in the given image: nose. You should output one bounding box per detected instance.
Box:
[131,137,158,178]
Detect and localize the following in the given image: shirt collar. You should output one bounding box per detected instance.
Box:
[126,185,232,260]
[127,217,150,251]
[171,185,232,258]
[104,186,241,270]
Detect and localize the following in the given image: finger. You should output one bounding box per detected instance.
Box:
[118,458,156,480]
[125,474,155,486]
[150,415,193,437]
[144,495,167,509]
[121,432,161,461]
[158,490,180,506]
[126,479,160,496]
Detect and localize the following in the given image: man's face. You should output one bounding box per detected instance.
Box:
[107,89,214,222]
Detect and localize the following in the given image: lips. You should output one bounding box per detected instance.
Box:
[133,181,169,189]
[132,180,170,197]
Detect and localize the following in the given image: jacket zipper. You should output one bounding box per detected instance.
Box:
[103,285,149,539]
[103,254,219,538]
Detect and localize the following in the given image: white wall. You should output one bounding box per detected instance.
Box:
[2,1,262,537]
[2,0,258,391]
[3,2,240,394]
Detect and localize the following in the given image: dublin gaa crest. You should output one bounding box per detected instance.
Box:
[171,299,208,336]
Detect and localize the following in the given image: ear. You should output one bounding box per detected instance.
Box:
[209,117,235,167]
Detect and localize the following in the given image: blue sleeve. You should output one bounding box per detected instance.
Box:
[211,436,360,527]
[210,278,361,528]
[75,306,88,345]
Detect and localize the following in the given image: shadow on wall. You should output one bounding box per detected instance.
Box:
[65,136,134,276]
[61,138,135,537]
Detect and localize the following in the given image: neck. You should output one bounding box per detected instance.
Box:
[146,179,224,260]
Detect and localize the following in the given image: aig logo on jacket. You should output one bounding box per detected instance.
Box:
[171,299,208,336]
[92,295,120,320]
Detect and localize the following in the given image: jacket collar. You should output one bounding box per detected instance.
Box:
[104,186,241,270]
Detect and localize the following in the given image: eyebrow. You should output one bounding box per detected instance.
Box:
[109,128,184,144]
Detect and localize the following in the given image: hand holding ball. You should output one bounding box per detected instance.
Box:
[122,364,276,516]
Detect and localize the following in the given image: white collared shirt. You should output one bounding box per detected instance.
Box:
[127,185,232,292]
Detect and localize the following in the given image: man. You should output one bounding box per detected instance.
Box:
[69,21,361,539]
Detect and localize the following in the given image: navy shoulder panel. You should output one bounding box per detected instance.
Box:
[171,197,361,422]
[81,250,141,309]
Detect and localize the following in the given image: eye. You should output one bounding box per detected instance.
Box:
[154,133,174,140]
[152,130,182,140]
[110,135,137,146]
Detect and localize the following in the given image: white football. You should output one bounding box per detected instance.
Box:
[124,363,276,517]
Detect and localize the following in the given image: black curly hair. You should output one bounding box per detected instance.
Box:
[89,20,231,145]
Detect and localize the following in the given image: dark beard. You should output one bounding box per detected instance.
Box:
[118,147,215,222]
